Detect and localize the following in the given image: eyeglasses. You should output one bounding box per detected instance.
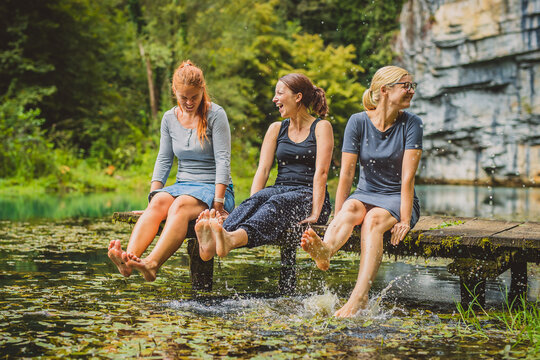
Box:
[385,81,417,91]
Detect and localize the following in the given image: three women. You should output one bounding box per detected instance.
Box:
[108,62,423,319]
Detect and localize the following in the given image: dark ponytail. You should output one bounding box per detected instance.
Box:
[311,86,328,118]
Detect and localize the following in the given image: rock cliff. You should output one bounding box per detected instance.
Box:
[397,0,540,185]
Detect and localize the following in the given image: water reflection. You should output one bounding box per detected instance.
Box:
[417,184,540,221]
[0,192,147,220]
[1,185,540,221]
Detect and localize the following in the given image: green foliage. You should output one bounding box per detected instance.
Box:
[280,0,406,84]
[0,99,55,179]
[282,33,365,157]
[0,0,407,192]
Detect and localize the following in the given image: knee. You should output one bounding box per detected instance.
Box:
[339,201,365,222]
[362,213,388,233]
[148,193,172,214]
[168,197,190,216]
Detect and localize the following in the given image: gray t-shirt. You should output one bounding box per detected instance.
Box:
[342,110,423,225]
[152,103,232,186]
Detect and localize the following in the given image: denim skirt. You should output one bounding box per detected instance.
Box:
[149,182,235,213]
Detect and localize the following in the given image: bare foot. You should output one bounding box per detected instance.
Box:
[300,228,331,271]
[195,209,215,261]
[334,295,368,318]
[210,211,235,258]
[107,240,132,277]
[125,253,158,282]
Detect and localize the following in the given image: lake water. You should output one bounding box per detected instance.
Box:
[0,185,538,358]
[1,184,539,221]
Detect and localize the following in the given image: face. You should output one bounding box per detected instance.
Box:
[175,84,203,113]
[385,75,415,109]
[272,80,301,118]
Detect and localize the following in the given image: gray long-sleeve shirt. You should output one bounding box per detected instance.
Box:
[151,103,232,186]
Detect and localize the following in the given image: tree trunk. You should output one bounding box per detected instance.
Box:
[137,39,158,126]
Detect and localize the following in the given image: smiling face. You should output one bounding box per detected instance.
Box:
[386,74,415,109]
[272,80,300,118]
[175,84,204,113]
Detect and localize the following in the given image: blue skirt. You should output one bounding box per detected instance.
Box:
[149,182,235,213]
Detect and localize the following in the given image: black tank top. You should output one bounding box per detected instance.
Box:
[274,118,320,187]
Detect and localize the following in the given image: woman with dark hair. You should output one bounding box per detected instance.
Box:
[301,65,423,317]
[195,73,333,260]
[107,60,234,281]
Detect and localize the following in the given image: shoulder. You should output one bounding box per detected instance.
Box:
[401,111,423,126]
[347,111,367,124]
[207,102,227,122]
[164,107,176,117]
[314,119,333,134]
[160,107,176,127]
[345,111,367,132]
[267,121,283,134]
[209,102,225,114]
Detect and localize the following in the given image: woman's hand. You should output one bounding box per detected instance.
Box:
[212,202,229,220]
[390,221,410,246]
[299,214,319,225]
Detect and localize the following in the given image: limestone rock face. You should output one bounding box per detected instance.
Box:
[397,0,540,185]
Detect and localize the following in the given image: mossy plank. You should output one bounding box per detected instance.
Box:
[491,222,540,248]
[112,212,540,258]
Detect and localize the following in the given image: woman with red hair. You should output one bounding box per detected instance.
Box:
[107,60,234,281]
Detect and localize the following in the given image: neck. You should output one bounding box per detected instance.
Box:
[289,107,314,128]
[371,102,401,130]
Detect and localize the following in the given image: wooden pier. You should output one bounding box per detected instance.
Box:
[113,212,539,308]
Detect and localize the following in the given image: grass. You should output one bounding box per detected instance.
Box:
[456,285,540,357]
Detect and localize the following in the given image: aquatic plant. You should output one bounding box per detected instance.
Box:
[456,285,540,357]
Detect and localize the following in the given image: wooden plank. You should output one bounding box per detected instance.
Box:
[492,222,540,249]
[112,212,540,252]
[413,218,523,246]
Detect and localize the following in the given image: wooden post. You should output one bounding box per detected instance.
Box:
[508,261,528,307]
[187,238,213,291]
[459,275,486,309]
[278,231,298,295]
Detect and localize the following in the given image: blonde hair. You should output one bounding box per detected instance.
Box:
[362,66,410,110]
[172,60,211,145]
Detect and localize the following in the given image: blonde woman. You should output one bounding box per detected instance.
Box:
[107,60,234,281]
[301,66,423,317]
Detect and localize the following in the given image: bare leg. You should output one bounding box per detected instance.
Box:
[126,192,174,256]
[334,207,397,318]
[210,211,248,258]
[108,192,173,276]
[195,209,216,261]
[301,199,367,271]
[127,195,207,281]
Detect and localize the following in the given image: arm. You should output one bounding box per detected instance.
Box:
[299,120,333,224]
[210,108,232,214]
[334,152,358,214]
[150,114,174,192]
[250,122,280,196]
[391,149,422,245]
